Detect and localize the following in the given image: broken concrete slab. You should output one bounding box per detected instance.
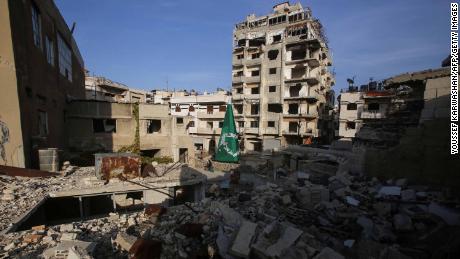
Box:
[42,240,96,259]
[313,247,345,259]
[265,225,303,258]
[393,213,413,231]
[428,202,460,226]
[113,232,137,251]
[229,220,257,258]
[378,186,401,197]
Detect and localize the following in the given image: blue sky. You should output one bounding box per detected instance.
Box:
[55,0,451,93]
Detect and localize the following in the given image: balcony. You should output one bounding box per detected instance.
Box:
[264,127,279,135]
[245,58,261,66]
[232,58,243,66]
[244,127,259,134]
[197,111,225,119]
[283,112,318,118]
[246,94,260,100]
[232,76,243,84]
[197,128,221,135]
[245,75,261,83]
[284,93,318,101]
[306,74,320,85]
[306,57,320,67]
[361,111,387,119]
[232,93,244,100]
[282,128,318,136]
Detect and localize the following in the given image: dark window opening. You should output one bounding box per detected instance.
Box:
[176,118,184,124]
[251,53,260,59]
[236,88,243,94]
[273,35,281,43]
[147,120,161,133]
[368,103,379,111]
[347,103,357,110]
[219,105,226,112]
[288,103,299,114]
[93,119,116,133]
[219,122,224,128]
[237,39,246,47]
[251,70,260,77]
[248,37,265,47]
[234,105,243,114]
[251,87,260,94]
[175,105,181,112]
[269,68,277,74]
[346,121,356,129]
[291,49,306,60]
[250,121,259,128]
[141,149,161,158]
[268,50,279,60]
[251,104,259,115]
[291,67,306,78]
[269,85,277,92]
[207,105,213,114]
[238,121,244,128]
[268,104,282,113]
[189,105,195,112]
[188,120,195,128]
[289,122,298,132]
[236,54,244,59]
[289,84,301,97]
[268,121,275,127]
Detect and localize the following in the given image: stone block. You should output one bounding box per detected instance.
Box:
[229,220,257,257]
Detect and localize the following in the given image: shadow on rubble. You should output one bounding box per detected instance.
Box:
[363,95,460,192]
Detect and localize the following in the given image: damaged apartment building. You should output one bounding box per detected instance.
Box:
[170,89,231,156]
[0,0,85,168]
[85,72,153,103]
[65,100,195,166]
[232,2,335,152]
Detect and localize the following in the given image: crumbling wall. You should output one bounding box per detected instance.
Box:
[365,118,460,189]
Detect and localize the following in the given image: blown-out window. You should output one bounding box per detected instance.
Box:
[57,33,72,82]
[31,4,41,48]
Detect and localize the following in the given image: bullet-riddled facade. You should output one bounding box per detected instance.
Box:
[232,2,335,151]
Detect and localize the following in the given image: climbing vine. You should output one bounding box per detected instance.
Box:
[118,103,140,154]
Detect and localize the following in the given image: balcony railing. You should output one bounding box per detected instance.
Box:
[361,111,386,119]
[197,128,222,135]
[197,111,225,119]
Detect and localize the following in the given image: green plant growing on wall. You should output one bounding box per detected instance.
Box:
[118,103,140,154]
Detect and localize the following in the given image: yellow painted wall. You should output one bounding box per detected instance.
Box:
[0,0,25,167]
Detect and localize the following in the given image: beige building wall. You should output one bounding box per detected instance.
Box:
[0,0,25,167]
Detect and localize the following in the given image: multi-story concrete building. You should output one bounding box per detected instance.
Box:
[0,0,85,168]
[85,74,153,103]
[170,90,231,155]
[338,86,393,139]
[66,101,195,165]
[232,2,335,152]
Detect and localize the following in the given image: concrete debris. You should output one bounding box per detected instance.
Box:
[0,164,459,258]
[229,220,257,257]
[378,186,402,197]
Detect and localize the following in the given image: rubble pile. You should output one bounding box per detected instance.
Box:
[0,167,94,231]
[1,163,460,258]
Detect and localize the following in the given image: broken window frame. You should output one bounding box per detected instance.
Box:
[367,103,380,111]
[268,50,279,60]
[31,3,42,49]
[38,110,48,136]
[347,103,357,110]
[93,119,116,133]
[147,119,161,134]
